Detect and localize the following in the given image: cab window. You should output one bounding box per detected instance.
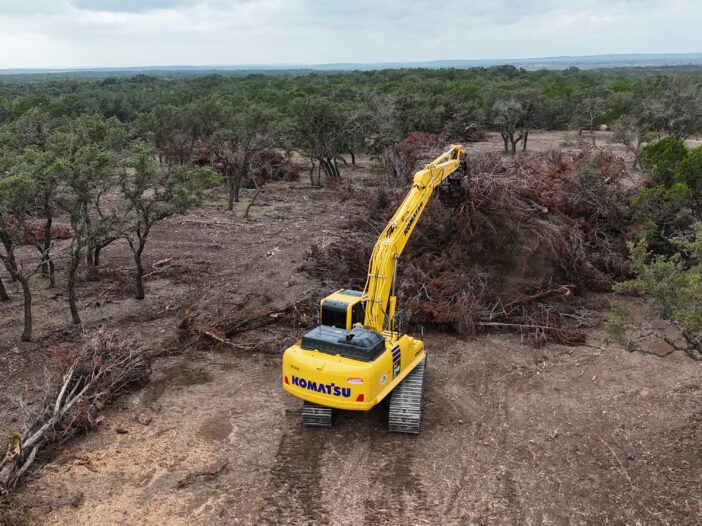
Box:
[321,305,347,329]
[351,302,365,326]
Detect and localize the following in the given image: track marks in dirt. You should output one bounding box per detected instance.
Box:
[134,364,214,409]
[257,415,331,525]
[362,433,431,526]
[439,345,529,525]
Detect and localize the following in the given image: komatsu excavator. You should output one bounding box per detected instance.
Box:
[282,145,466,433]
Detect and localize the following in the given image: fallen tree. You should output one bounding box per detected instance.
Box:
[305,147,632,345]
[0,329,151,495]
[178,295,318,352]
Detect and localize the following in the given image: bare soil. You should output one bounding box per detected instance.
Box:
[1,133,700,525]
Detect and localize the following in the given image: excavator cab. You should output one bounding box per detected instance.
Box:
[319,289,365,330]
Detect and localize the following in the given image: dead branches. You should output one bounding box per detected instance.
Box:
[306,148,631,345]
[179,296,318,352]
[383,132,443,184]
[0,329,151,495]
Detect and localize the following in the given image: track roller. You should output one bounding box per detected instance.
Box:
[388,356,426,434]
[302,401,333,427]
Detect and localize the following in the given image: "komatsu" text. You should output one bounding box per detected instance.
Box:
[291,376,351,398]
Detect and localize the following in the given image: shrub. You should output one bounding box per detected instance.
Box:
[631,183,695,253]
[603,300,635,348]
[639,135,688,188]
[675,145,702,196]
[614,224,702,332]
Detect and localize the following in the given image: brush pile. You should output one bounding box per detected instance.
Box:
[245,149,303,186]
[442,122,488,143]
[179,294,318,352]
[189,143,302,185]
[305,147,632,345]
[0,329,151,495]
[2,214,72,246]
[383,132,442,184]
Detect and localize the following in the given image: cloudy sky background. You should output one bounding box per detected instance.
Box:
[0,0,699,68]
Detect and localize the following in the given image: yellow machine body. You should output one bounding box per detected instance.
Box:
[282,146,465,417]
[283,330,425,411]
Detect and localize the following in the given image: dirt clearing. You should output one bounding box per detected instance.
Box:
[2,135,700,525]
[12,333,700,525]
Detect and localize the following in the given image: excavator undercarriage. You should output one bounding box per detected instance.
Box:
[388,355,426,434]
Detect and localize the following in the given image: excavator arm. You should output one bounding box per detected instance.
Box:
[363,144,466,333]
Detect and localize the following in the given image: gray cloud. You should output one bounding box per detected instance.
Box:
[0,0,67,15]
[68,0,199,12]
[0,0,698,68]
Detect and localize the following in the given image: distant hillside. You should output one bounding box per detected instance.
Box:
[2,53,702,77]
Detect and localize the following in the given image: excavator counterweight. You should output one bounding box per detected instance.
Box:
[282,145,466,433]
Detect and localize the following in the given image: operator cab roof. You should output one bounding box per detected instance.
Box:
[301,325,385,362]
[323,289,364,303]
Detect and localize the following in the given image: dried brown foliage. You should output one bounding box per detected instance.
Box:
[384,132,443,184]
[2,214,72,246]
[0,329,151,495]
[245,149,303,186]
[306,148,631,345]
[442,122,488,143]
[189,143,302,185]
[179,295,318,352]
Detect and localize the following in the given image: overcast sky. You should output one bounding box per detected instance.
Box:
[0,0,699,68]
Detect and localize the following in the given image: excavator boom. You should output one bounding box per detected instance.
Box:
[363,145,465,332]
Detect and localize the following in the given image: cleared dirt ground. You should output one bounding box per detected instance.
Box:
[2,133,701,525]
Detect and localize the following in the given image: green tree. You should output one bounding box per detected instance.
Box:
[0,174,38,341]
[121,141,218,299]
[15,147,61,286]
[515,90,549,151]
[342,102,373,166]
[288,96,347,183]
[442,101,486,141]
[133,104,189,164]
[365,93,403,184]
[611,114,652,169]
[53,115,125,324]
[2,108,63,286]
[573,88,610,145]
[211,104,278,210]
[639,77,702,139]
[491,98,524,154]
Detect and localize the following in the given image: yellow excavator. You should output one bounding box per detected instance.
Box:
[282,145,466,433]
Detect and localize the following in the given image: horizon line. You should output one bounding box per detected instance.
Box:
[2,51,702,73]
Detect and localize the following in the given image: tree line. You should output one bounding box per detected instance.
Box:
[2,65,702,342]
